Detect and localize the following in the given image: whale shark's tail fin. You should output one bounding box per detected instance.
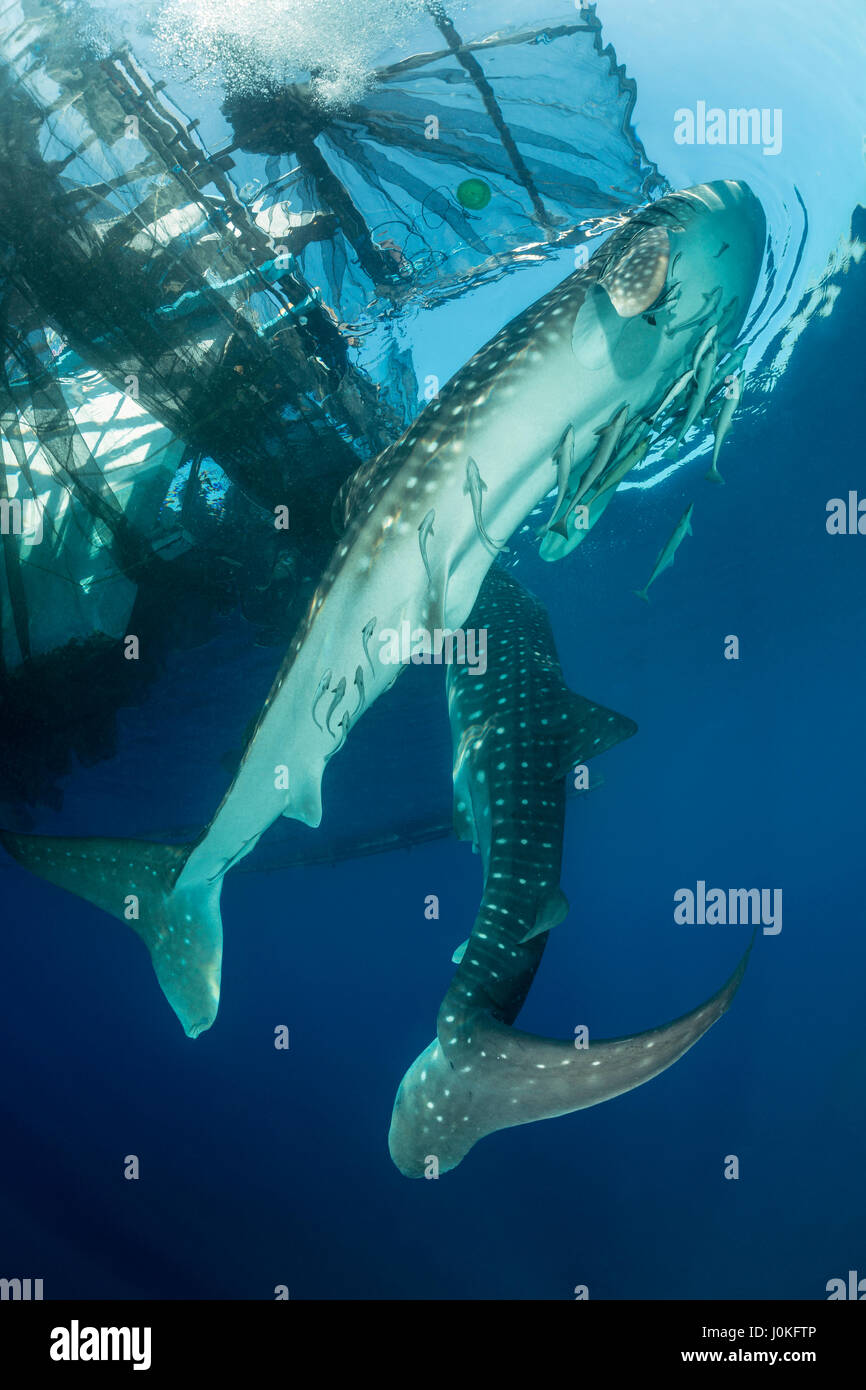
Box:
[0,831,221,1038]
[388,942,752,1177]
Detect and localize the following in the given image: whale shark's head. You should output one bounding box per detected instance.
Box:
[533,180,765,561]
[587,178,766,370]
[649,180,765,330]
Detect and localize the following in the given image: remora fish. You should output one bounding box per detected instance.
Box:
[388,568,750,1177]
[543,430,653,558]
[541,424,576,532]
[595,431,652,499]
[634,503,695,602]
[665,340,718,458]
[706,370,744,483]
[0,183,765,1038]
[550,404,628,536]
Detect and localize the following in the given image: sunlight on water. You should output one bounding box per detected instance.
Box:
[154,0,465,105]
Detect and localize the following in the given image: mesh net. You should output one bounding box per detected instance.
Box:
[0,0,663,858]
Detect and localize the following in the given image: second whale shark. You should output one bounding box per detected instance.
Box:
[388,567,750,1176]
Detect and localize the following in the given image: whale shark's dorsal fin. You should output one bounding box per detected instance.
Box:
[553,693,638,779]
[0,831,222,1038]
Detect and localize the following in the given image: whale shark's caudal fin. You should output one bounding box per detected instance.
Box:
[0,831,221,1038]
[388,943,752,1177]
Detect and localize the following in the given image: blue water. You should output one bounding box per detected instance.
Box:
[1,0,864,1300]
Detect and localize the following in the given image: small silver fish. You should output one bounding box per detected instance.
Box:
[634,503,694,602]
[648,369,693,423]
[325,676,346,735]
[692,323,718,375]
[417,509,436,585]
[595,433,652,498]
[465,457,508,555]
[543,424,575,532]
[572,405,629,506]
[706,371,744,483]
[352,665,365,717]
[311,670,333,730]
[361,617,376,674]
[666,342,718,458]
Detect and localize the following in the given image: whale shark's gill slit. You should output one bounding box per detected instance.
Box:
[325,677,346,736]
[311,670,332,730]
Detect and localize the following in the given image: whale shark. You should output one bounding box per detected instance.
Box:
[0,182,766,1039]
[388,566,750,1177]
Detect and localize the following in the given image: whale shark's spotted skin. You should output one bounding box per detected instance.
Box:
[388,567,751,1177]
[1,183,765,1048]
[444,566,635,1026]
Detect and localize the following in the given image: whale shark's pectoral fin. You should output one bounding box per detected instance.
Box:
[0,831,223,1038]
[388,944,752,1177]
[520,887,570,944]
[599,225,671,317]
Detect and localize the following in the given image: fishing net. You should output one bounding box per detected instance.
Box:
[0,0,664,859]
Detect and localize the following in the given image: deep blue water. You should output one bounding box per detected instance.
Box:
[1,0,864,1301]
[1,235,862,1301]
